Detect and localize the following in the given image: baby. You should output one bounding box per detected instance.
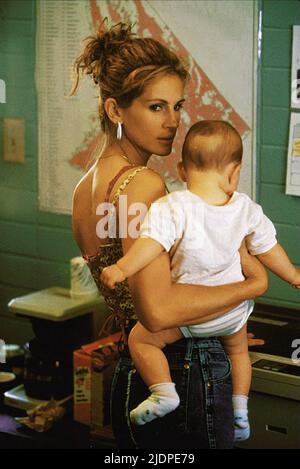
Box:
[101,120,300,441]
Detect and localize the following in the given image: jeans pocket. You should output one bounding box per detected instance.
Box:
[205,348,232,384]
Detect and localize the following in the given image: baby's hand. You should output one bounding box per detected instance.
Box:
[100,264,126,289]
[291,268,300,289]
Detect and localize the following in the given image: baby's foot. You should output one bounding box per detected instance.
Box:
[130,394,180,425]
[234,410,250,441]
[130,383,180,425]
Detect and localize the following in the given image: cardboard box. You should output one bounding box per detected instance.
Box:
[73,332,121,426]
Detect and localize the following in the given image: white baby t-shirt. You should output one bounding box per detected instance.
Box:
[139,190,277,337]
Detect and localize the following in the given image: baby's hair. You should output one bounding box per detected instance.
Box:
[182,120,243,171]
[70,19,189,133]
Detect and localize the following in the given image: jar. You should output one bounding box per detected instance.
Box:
[0,344,24,380]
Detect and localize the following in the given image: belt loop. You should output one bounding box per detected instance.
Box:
[184,338,193,362]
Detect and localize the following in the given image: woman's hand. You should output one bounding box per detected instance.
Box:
[239,241,268,298]
[247,332,265,347]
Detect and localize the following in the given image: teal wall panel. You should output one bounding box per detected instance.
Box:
[37,226,79,262]
[0,0,35,19]
[260,183,300,224]
[0,0,80,344]
[257,0,300,308]
[261,107,290,146]
[276,225,300,263]
[263,0,300,28]
[262,29,291,68]
[0,158,37,189]
[262,69,290,108]
[0,187,37,223]
[260,145,287,184]
[0,220,37,256]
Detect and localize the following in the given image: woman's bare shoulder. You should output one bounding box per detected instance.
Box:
[73,173,88,202]
[123,167,166,203]
[72,170,94,217]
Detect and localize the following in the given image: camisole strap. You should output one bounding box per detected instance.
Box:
[107,166,149,207]
[104,165,135,203]
[105,165,148,205]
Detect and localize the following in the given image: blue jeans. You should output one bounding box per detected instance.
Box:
[110,337,234,449]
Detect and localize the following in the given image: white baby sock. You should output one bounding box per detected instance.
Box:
[232,394,250,441]
[130,383,180,425]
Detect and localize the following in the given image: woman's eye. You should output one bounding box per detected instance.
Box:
[175,103,184,111]
[149,104,163,112]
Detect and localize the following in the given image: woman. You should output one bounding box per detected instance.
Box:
[71,21,267,449]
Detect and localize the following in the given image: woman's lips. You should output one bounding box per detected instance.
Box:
[158,137,174,143]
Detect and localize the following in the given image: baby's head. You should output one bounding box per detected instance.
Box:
[179,120,243,193]
[182,120,242,171]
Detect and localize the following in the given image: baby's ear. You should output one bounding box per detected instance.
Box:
[177,161,186,182]
[229,163,241,190]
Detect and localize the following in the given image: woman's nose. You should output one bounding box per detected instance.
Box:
[163,110,179,129]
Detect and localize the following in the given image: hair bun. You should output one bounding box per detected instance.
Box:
[97,19,135,45]
[70,20,135,88]
[89,20,135,84]
[96,21,134,60]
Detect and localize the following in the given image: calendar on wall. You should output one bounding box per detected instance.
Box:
[286,113,300,197]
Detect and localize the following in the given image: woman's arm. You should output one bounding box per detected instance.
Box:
[128,249,267,332]
[120,171,268,333]
[101,237,164,289]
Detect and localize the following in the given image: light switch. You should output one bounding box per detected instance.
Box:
[0,79,6,103]
[3,117,25,163]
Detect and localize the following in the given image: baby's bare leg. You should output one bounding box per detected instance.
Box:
[128,322,183,386]
[222,324,251,396]
[222,324,251,441]
[128,322,183,425]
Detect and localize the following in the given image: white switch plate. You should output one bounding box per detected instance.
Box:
[3,117,25,163]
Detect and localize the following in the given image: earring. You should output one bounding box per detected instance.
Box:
[117,122,122,140]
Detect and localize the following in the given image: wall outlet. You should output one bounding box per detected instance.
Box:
[3,117,25,163]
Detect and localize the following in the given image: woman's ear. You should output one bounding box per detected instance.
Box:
[177,161,187,182]
[104,98,122,125]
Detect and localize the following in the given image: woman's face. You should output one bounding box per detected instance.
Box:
[120,73,185,158]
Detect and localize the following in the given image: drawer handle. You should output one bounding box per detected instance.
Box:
[266,424,287,435]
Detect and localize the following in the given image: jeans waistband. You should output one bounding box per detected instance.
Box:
[164,337,223,352]
[118,336,223,361]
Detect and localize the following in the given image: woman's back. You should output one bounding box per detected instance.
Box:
[72,155,150,334]
[73,156,137,256]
